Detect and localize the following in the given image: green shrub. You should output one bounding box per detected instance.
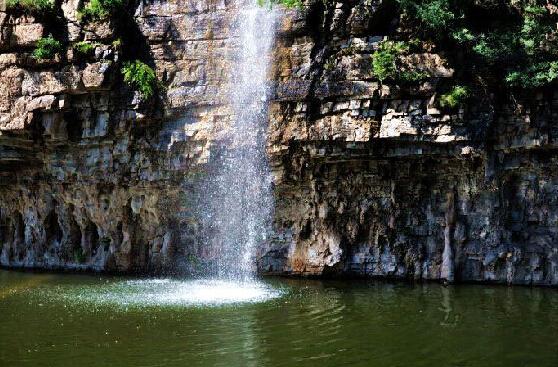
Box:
[372,41,407,82]
[519,4,552,56]
[505,62,558,88]
[415,0,454,30]
[401,70,429,83]
[451,28,475,44]
[73,41,97,56]
[398,0,455,31]
[388,0,558,90]
[6,0,54,12]
[33,36,63,60]
[111,38,122,48]
[121,60,158,100]
[79,0,125,21]
[371,40,427,83]
[439,86,469,109]
[472,32,518,64]
[258,0,302,8]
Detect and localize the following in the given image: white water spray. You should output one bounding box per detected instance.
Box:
[200,1,279,280]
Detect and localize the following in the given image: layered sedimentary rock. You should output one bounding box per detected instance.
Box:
[0,0,557,285]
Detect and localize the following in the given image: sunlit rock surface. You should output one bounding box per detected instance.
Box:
[0,0,558,285]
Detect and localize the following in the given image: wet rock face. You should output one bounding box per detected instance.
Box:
[0,0,557,286]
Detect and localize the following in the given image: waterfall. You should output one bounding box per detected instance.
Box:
[199,1,278,281]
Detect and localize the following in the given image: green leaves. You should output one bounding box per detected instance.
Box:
[6,0,54,12]
[505,62,558,88]
[451,28,475,44]
[415,0,454,30]
[33,36,63,60]
[439,86,470,109]
[79,0,125,22]
[73,41,97,57]
[519,4,551,56]
[121,60,158,100]
[371,40,427,83]
[396,0,558,89]
[257,0,303,9]
[472,32,518,64]
[372,41,407,82]
[398,0,454,31]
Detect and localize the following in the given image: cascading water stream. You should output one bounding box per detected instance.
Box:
[200,1,279,281]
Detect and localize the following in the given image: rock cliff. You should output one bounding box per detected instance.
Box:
[1,0,558,286]
[0,0,232,272]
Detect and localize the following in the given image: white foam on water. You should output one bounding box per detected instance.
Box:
[46,279,283,309]
[122,279,282,306]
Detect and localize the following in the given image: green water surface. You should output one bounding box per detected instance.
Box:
[0,270,557,367]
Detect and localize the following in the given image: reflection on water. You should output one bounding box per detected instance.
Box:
[439,286,459,327]
[1,270,558,367]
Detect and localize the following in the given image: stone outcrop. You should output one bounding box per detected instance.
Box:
[0,0,557,286]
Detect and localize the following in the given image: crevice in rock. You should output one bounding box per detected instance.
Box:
[13,212,25,262]
[44,205,63,248]
[80,218,99,263]
[64,206,83,261]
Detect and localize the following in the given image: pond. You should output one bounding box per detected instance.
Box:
[1,270,557,366]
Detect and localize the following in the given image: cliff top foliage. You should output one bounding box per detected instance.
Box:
[391,0,558,89]
[258,0,303,8]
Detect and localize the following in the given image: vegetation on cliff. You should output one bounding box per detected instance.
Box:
[121,60,158,100]
[371,40,427,83]
[258,0,302,8]
[439,85,470,109]
[73,41,97,57]
[391,0,558,89]
[5,0,54,12]
[2,0,161,100]
[79,0,126,21]
[33,36,62,60]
